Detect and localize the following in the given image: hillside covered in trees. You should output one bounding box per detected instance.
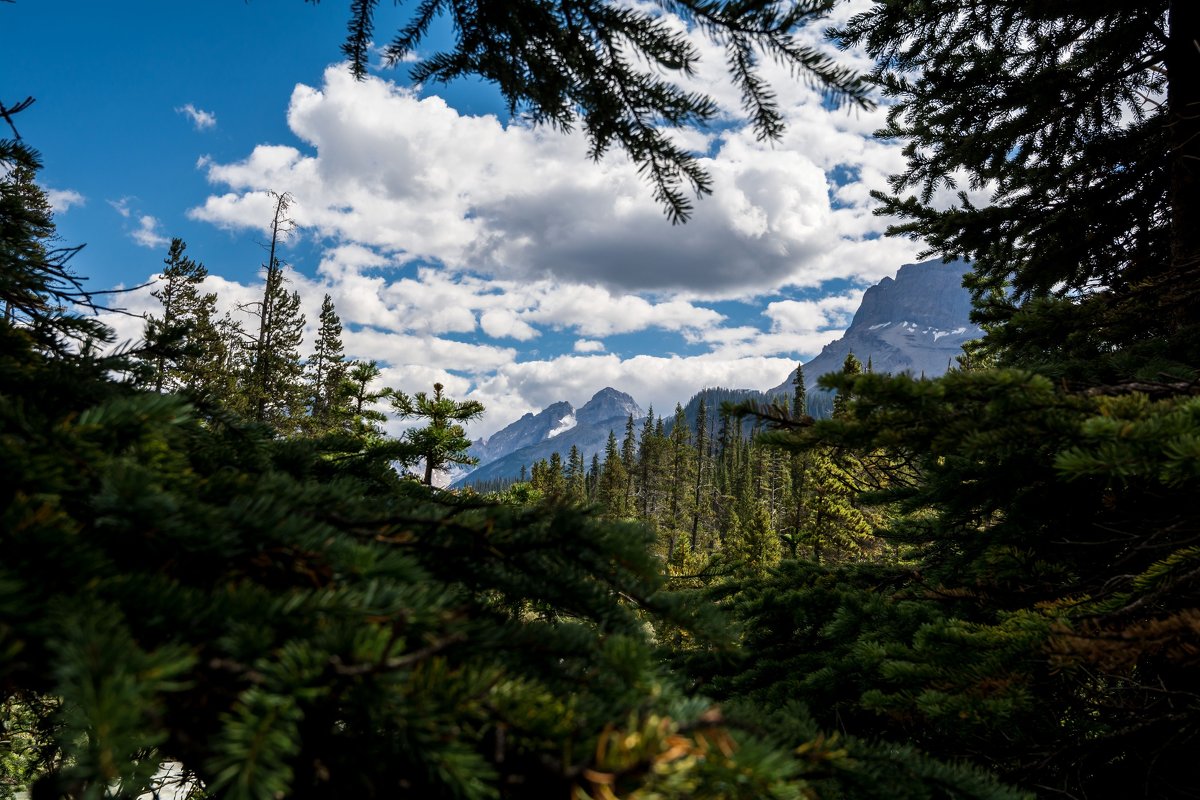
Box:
[3,1,1200,799]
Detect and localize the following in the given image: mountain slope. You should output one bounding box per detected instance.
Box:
[457,388,641,487]
[769,258,979,395]
[467,401,575,467]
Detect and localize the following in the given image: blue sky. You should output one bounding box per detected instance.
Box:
[4,0,924,437]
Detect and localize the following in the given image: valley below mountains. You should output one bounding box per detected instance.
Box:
[457,257,980,487]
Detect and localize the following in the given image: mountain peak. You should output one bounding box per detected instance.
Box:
[577,387,641,426]
[770,258,980,397]
[455,388,643,487]
[850,258,972,331]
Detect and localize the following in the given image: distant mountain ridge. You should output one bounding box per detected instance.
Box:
[467,401,575,467]
[455,388,641,488]
[458,258,978,487]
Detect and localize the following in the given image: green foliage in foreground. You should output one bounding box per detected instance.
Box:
[688,369,1200,797]
[0,141,1022,800]
[673,3,1200,795]
[0,311,1025,800]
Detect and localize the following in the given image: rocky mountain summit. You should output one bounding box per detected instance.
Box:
[769,258,979,395]
[576,387,641,426]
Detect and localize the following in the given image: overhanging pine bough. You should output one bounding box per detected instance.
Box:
[313,0,873,223]
[839,0,1200,377]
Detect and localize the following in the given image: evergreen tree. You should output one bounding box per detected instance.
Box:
[529,457,548,493]
[587,453,602,503]
[242,192,306,431]
[831,352,861,420]
[620,414,638,514]
[0,147,66,326]
[725,500,781,576]
[304,293,348,433]
[840,1,1199,378]
[141,238,221,394]
[391,382,484,485]
[180,301,230,398]
[782,364,810,557]
[565,444,586,505]
[637,409,659,520]
[689,396,709,552]
[344,359,390,440]
[665,403,693,559]
[0,143,103,353]
[598,429,628,516]
[545,451,567,502]
[700,5,1200,796]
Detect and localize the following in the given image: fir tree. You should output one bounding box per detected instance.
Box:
[344,359,390,440]
[666,403,693,559]
[565,444,586,505]
[587,453,602,502]
[391,382,484,485]
[241,192,306,431]
[726,500,781,576]
[840,0,1199,377]
[706,5,1200,795]
[831,352,861,420]
[541,451,567,503]
[598,429,628,516]
[637,409,659,520]
[141,238,221,394]
[0,143,100,350]
[782,364,810,557]
[304,293,348,433]
[689,396,709,552]
[621,414,638,514]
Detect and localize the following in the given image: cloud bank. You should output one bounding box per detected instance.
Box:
[160,6,923,437]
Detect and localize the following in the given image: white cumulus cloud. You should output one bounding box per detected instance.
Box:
[160,7,929,439]
[189,60,919,297]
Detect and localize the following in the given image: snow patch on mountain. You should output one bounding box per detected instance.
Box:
[547,413,576,438]
[932,326,967,342]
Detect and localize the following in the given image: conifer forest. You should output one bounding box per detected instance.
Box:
[3,2,1199,799]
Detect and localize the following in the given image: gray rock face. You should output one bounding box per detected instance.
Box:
[457,388,642,487]
[468,400,575,466]
[769,258,980,396]
[576,387,641,426]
